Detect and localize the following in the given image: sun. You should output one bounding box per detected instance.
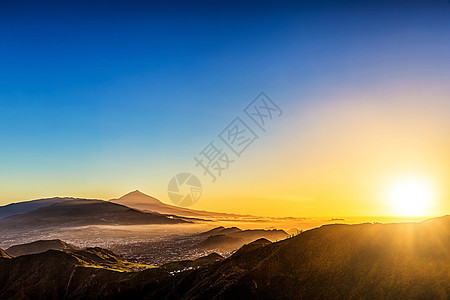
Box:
[387,176,436,217]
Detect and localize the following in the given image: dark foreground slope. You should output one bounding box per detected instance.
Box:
[0,247,165,299]
[1,216,449,299]
[167,216,450,299]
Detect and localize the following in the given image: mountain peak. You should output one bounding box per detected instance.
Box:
[115,190,163,204]
[129,190,145,196]
[120,190,150,198]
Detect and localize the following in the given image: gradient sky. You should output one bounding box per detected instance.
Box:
[1,0,449,217]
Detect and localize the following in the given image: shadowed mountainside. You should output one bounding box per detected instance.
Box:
[0,198,68,220]
[0,247,161,299]
[197,227,288,252]
[0,198,187,231]
[166,215,450,299]
[6,239,79,257]
[161,252,224,272]
[1,216,449,299]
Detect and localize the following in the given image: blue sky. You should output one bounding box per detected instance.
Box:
[0,1,449,216]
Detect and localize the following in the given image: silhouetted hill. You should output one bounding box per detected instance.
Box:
[198,226,242,236]
[0,197,73,220]
[233,229,288,241]
[197,227,288,252]
[0,247,160,299]
[232,238,272,257]
[6,239,79,257]
[161,252,224,272]
[0,198,187,231]
[198,234,244,252]
[164,215,450,299]
[1,216,450,299]
[110,190,253,218]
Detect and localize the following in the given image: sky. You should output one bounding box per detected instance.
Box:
[0,0,449,217]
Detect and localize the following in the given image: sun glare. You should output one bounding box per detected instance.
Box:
[387,176,435,217]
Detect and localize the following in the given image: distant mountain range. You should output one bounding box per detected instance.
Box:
[0,195,187,232]
[1,215,449,299]
[197,226,288,252]
[110,190,253,218]
[0,191,251,233]
[0,197,67,220]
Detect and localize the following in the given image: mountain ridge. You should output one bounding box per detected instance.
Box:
[1,216,449,299]
[110,190,255,218]
[0,191,254,221]
[0,198,187,232]
[6,239,79,257]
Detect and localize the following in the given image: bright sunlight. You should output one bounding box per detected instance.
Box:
[387,176,436,217]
